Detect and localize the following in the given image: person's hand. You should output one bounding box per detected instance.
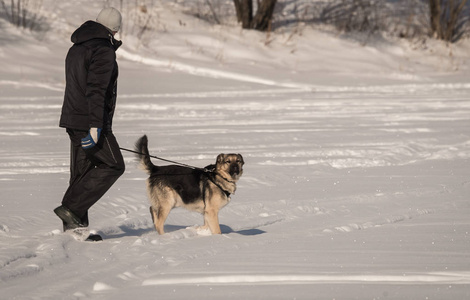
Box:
[81,128,102,149]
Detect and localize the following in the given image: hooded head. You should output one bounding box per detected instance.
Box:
[96,7,122,33]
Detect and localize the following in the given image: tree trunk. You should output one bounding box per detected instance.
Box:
[16,0,20,27]
[233,0,276,31]
[233,0,253,29]
[11,0,15,25]
[233,0,242,23]
[252,0,277,31]
[429,0,442,38]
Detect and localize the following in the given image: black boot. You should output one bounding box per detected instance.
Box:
[54,205,85,229]
[85,234,103,242]
[54,206,102,242]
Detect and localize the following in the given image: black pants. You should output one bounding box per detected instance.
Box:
[61,129,125,222]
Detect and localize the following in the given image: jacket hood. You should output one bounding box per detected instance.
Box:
[71,21,122,50]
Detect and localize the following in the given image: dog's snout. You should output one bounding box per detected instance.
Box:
[230,164,240,175]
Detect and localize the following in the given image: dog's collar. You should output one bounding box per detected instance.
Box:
[206,173,233,197]
[218,174,236,185]
[211,178,232,197]
[215,182,231,198]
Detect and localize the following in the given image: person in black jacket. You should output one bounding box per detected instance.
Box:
[54,7,125,241]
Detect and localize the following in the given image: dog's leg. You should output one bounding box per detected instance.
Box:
[155,205,172,235]
[204,209,221,234]
[149,206,160,232]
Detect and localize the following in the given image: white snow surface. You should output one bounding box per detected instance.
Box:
[1,1,470,299]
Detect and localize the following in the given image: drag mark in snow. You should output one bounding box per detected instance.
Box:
[0,80,64,92]
[310,82,470,94]
[0,247,42,281]
[324,208,436,234]
[119,48,470,94]
[0,131,40,136]
[115,92,470,169]
[118,49,312,90]
[119,88,308,100]
[142,272,470,286]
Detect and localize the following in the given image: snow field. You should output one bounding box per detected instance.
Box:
[1,81,469,299]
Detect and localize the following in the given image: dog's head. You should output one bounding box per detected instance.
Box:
[216,154,244,181]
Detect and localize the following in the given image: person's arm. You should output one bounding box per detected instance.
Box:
[82,46,115,148]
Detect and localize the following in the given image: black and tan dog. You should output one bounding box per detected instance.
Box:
[135,135,244,235]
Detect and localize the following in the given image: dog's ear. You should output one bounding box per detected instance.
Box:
[237,154,244,165]
[216,154,226,164]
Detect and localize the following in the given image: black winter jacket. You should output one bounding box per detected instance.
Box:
[59,21,122,132]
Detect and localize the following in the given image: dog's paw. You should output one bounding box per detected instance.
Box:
[186,225,212,236]
[196,227,212,236]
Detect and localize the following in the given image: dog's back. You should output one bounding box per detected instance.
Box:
[135,135,205,204]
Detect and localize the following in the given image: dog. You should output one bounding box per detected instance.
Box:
[135,135,244,235]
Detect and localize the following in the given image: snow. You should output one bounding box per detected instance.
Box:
[1,1,470,299]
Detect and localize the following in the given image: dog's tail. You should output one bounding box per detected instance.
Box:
[135,135,155,175]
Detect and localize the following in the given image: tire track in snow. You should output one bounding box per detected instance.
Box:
[142,272,470,286]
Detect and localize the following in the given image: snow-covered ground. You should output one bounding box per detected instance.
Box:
[1,1,470,299]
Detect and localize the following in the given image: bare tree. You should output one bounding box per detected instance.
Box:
[1,0,44,30]
[429,0,468,42]
[233,0,276,31]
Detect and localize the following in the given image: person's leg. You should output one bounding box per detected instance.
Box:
[61,128,94,213]
[61,130,125,219]
[57,129,93,230]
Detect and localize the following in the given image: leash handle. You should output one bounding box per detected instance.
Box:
[119,147,209,171]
